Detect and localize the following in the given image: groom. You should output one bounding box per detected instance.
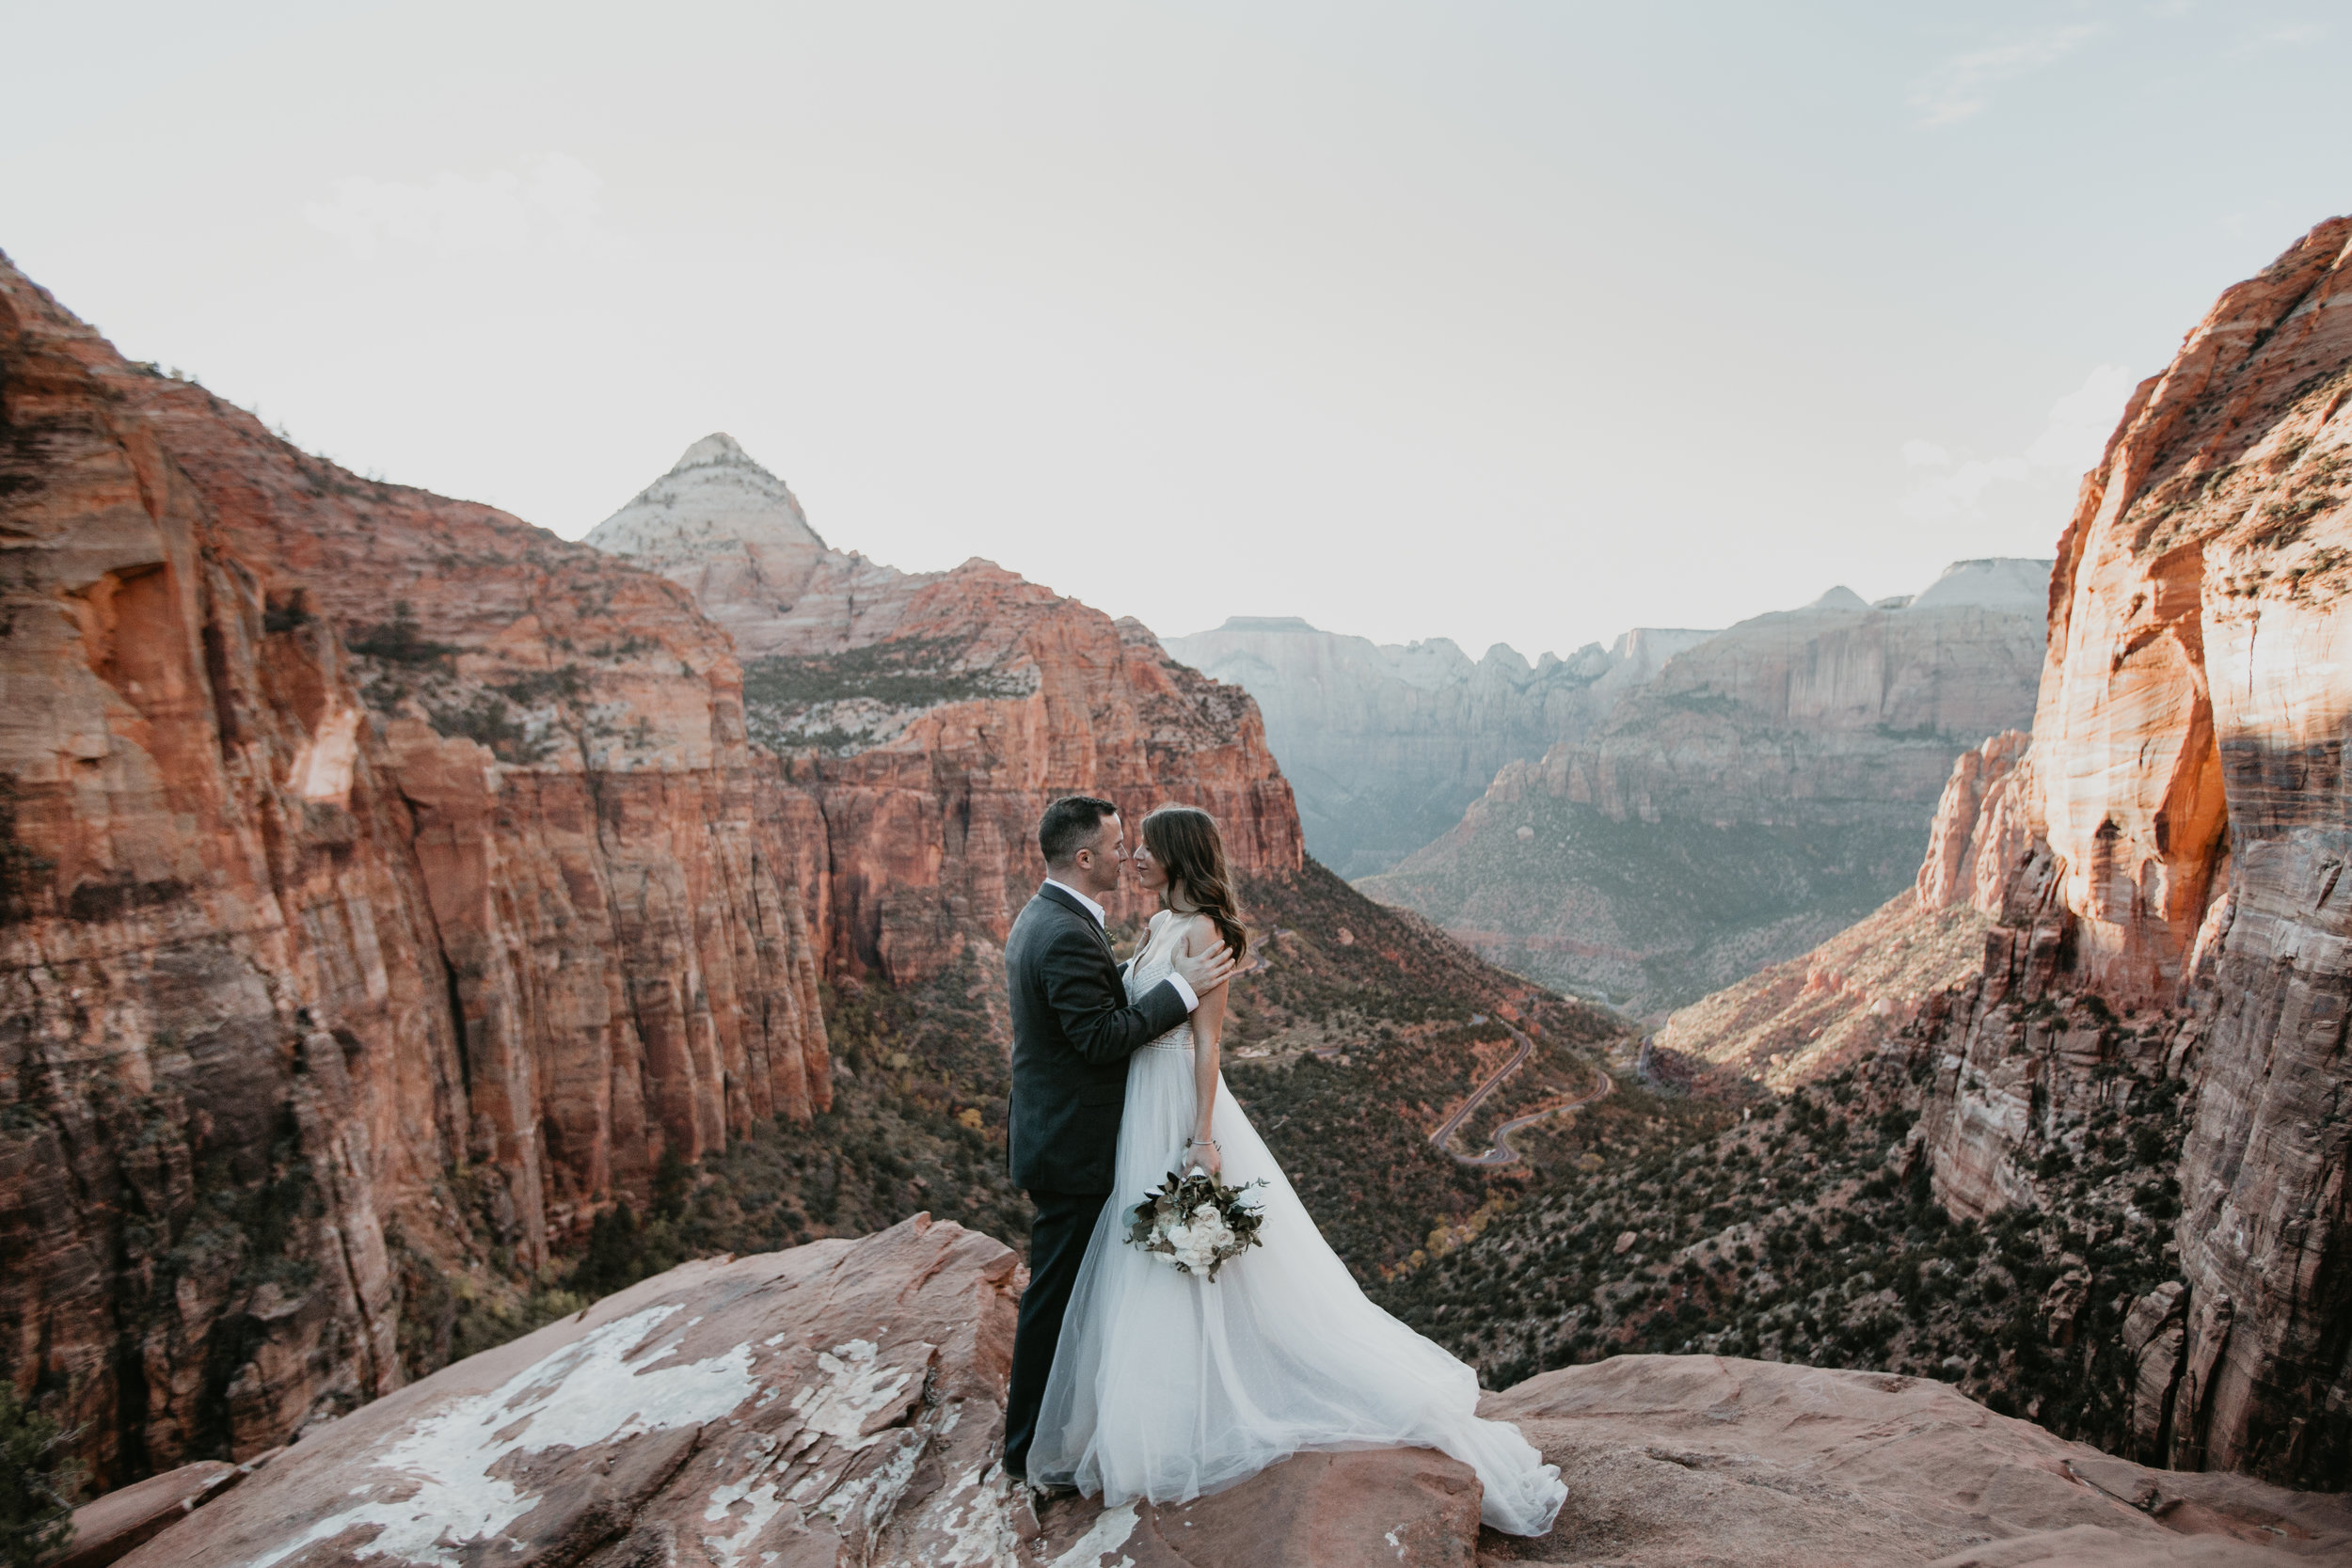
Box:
[999,795,1235,1486]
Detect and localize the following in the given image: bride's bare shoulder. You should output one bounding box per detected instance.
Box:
[1169,911,1216,945]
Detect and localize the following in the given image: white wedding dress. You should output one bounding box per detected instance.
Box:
[1028,912,1566,1536]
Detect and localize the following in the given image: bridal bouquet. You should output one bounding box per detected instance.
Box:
[1126,1167,1266,1280]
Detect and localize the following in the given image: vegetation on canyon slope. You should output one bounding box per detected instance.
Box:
[1372,993,2194,1461]
[0,1386,79,1568]
[1222,861,1629,1275]
[1363,792,1935,1013]
[740,638,1033,753]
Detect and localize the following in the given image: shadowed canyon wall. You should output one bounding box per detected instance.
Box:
[0,257,832,1485]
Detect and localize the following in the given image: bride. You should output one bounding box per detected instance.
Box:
[1026,805,1566,1537]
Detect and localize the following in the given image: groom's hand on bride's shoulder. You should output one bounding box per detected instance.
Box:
[1172,939,1236,993]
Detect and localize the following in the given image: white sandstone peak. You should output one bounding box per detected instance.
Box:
[586,433,826,558]
[674,432,752,469]
[581,433,877,657]
[1909,557,2053,613]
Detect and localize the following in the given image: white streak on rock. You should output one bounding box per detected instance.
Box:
[236,1307,757,1568]
[908,1461,1020,1568]
[789,1339,913,1451]
[1046,1503,1139,1568]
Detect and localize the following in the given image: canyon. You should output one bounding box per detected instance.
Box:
[0,262,1303,1491]
[9,197,2352,1549]
[1359,559,2050,1014]
[1391,216,2352,1496]
[1164,617,1713,879]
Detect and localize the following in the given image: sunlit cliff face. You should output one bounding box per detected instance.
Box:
[2032,219,2352,1006]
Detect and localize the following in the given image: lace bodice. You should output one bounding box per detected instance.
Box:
[1125,915,1198,1053]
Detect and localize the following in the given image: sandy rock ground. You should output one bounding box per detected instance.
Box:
[1477,1355,2352,1566]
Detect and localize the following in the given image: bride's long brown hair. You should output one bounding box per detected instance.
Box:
[1140,805,1248,966]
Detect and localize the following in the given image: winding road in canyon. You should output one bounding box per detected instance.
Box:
[1429,1021,1613,1167]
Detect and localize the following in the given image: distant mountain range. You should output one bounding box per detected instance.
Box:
[1164,619,1711,878]
[1175,559,2051,1014]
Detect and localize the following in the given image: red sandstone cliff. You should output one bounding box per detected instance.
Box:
[1918,217,2352,1487]
[1667,218,2352,1489]
[1,300,1304,1489]
[0,257,827,1485]
[589,436,1303,983]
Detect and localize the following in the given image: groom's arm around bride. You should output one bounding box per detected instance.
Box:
[999,795,1235,1485]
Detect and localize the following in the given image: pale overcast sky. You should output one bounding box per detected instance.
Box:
[4,3,2341,659]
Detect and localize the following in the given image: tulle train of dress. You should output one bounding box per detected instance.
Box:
[1027,917,1566,1537]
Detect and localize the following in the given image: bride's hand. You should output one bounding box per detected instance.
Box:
[1187,1138,1222,1178]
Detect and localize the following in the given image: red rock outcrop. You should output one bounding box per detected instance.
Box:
[589,438,1303,984]
[0,256,827,1487]
[112,1216,1488,1568]
[1488,1354,2352,1565]
[90,1232,2352,1568]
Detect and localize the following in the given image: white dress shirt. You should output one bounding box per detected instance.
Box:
[1042,879,1199,1010]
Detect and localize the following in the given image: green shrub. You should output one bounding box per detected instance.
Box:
[0,1386,80,1568]
[347,600,455,665]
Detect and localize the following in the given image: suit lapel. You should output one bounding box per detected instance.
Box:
[1036,882,1118,966]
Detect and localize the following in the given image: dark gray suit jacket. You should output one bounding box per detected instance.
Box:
[1005,883,1191,1195]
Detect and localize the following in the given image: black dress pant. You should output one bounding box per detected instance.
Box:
[1002,1187,1108,1478]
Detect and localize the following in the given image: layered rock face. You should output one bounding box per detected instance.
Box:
[1661,219,2352,1490]
[95,1227,2352,1568]
[0,259,826,1487]
[1902,218,2352,1489]
[1360,562,2050,1013]
[1164,617,1714,878]
[588,438,1303,982]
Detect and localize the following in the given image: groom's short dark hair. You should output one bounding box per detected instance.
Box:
[1040,796,1118,868]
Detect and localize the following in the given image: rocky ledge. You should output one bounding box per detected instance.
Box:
[97,1218,2348,1568]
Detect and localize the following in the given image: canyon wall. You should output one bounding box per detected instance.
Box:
[1663,217,2352,1490]
[1164,617,1714,878]
[0,258,827,1487]
[1359,561,2050,1014]
[1911,217,2352,1488]
[588,437,1303,982]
